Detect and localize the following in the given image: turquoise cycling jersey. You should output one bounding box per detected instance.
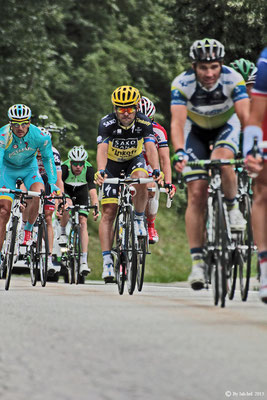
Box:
[0,123,57,185]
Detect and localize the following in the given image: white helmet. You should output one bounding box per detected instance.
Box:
[138,96,156,119]
[68,145,88,162]
[8,104,32,122]
[190,38,225,62]
[39,127,51,138]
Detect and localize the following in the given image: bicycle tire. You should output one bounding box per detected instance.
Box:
[206,198,218,305]
[37,220,49,287]
[227,255,238,300]
[5,216,19,291]
[29,244,38,286]
[68,257,75,284]
[238,194,253,301]
[210,262,219,306]
[137,236,146,292]
[125,206,137,295]
[72,225,81,285]
[113,211,126,295]
[214,192,229,308]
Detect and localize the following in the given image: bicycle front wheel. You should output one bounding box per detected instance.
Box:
[72,225,81,285]
[5,216,19,291]
[113,211,125,295]
[37,220,49,287]
[125,206,137,295]
[214,192,229,308]
[136,236,146,292]
[29,244,38,286]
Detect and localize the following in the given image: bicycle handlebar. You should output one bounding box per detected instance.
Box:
[147,187,172,208]
[102,177,154,185]
[0,187,42,198]
[186,158,245,168]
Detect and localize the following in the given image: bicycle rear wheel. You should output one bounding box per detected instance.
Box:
[137,236,146,292]
[238,194,253,301]
[37,220,49,287]
[72,226,81,285]
[113,211,126,295]
[5,216,19,291]
[227,253,238,300]
[125,206,137,295]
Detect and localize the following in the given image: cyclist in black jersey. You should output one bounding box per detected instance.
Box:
[95,85,162,282]
[58,145,99,276]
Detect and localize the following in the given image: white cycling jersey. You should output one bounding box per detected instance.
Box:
[171,65,248,130]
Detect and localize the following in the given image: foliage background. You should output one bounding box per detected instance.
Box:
[1,0,266,159]
[1,0,266,280]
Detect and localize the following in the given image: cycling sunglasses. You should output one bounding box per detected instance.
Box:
[71,161,85,167]
[116,106,136,114]
[10,121,30,128]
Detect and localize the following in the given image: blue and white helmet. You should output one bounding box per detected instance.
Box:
[8,104,32,122]
[68,145,88,162]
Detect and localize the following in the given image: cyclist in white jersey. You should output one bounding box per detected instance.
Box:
[171,38,250,290]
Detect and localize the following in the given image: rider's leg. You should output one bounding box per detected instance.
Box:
[131,169,148,236]
[0,199,12,253]
[99,203,118,280]
[212,147,246,230]
[78,213,91,274]
[186,179,209,290]
[252,164,267,301]
[146,181,159,243]
[45,209,54,254]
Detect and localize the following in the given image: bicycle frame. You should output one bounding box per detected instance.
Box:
[100,176,153,294]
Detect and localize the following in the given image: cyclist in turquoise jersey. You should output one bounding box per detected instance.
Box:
[0,104,59,261]
[171,39,250,290]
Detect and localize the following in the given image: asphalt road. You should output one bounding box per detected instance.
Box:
[0,277,266,400]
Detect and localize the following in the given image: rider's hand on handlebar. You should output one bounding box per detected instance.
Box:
[152,169,164,184]
[164,182,176,198]
[94,169,106,186]
[93,204,100,221]
[245,154,263,178]
[56,197,71,219]
[243,126,264,178]
[50,183,61,196]
[172,149,188,173]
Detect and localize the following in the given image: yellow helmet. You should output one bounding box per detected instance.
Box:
[111,85,141,107]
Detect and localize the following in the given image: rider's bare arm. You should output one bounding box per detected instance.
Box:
[234,97,250,129]
[170,104,187,151]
